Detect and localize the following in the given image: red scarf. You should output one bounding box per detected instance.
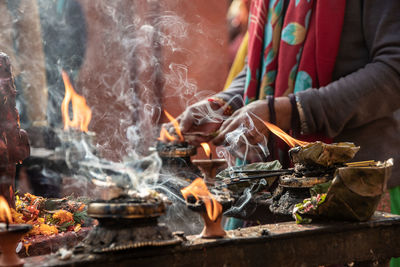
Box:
[244,0,346,152]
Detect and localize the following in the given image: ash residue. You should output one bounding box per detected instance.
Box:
[156,141,189,151]
[269,187,310,216]
[293,163,337,178]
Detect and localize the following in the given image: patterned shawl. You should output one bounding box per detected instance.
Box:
[244,0,346,102]
[243,0,346,152]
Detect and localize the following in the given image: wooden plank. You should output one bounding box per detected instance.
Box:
[24,212,400,267]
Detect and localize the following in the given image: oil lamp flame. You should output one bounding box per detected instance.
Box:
[160,110,184,142]
[181,178,222,221]
[0,196,13,225]
[61,70,92,132]
[200,143,211,159]
[158,127,177,142]
[263,121,309,147]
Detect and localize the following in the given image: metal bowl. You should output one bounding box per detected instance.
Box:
[0,223,32,234]
[157,146,197,158]
[87,200,166,219]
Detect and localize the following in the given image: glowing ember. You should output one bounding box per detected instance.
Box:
[263,121,309,147]
[0,196,13,224]
[61,70,92,132]
[181,178,222,221]
[200,142,211,158]
[163,110,184,142]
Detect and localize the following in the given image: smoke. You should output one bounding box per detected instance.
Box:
[9,0,232,234]
[224,178,268,219]
[221,113,270,165]
[82,1,200,159]
[63,2,196,201]
[165,63,197,98]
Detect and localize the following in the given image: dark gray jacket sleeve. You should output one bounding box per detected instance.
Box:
[214,66,247,111]
[296,0,400,137]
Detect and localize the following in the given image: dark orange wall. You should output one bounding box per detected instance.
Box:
[160,0,230,121]
[77,0,230,160]
[159,0,230,160]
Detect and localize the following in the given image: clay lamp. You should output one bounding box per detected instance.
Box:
[192,143,227,182]
[181,178,232,238]
[0,196,32,267]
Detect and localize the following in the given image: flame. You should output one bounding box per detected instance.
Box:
[158,127,177,142]
[200,143,211,158]
[61,70,92,132]
[181,178,222,221]
[164,110,184,142]
[263,121,309,147]
[0,196,13,224]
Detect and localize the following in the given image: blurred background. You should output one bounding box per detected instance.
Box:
[0,0,250,197]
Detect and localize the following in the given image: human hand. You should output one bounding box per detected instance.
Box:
[162,98,228,146]
[213,99,269,145]
[212,99,270,160]
[212,97,292,160]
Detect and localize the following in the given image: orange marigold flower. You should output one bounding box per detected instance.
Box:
[53,210,74,225]
[11,208,25,224]
[39,223,58,236]
[78,203,85,212]
[24,193,38,204]
[28,225,41,236]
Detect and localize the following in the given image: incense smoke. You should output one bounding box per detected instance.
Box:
[10,0,235,234]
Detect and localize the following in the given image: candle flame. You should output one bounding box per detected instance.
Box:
[263,121,309,147]
[158,127,177,142]
[181,178,222,221]
[164,111,184,142]
[200,143,211,158]
[0,196,13,224]
[158,110,184,142]
[61,70,92,132]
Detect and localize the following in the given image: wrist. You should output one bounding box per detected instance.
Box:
[288,94,301,134]
[274,96,292,130]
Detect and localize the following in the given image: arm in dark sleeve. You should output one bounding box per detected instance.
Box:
[215,65,247,111]
[296,0,400,137]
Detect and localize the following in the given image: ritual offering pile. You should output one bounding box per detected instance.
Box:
[215,141,393,224]
[289,142,393,223]
[270,142,361,217]
[11,193,90,237]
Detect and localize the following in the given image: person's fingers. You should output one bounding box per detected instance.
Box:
[212,116,237,145]
[246,121,269,145]
[213,110,256,145]
[214,115,269,147]
[179,110,194,133]
[246,132,261,146]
